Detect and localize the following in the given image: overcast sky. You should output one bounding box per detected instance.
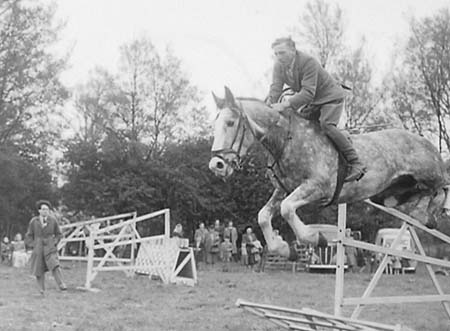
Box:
[52,0,450,102]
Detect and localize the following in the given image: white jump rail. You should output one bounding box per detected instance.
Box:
[238,199,450,330]
[81,208,197,290]
[237,299,415,331]
[334,200,450,324]
[58,211,137,260]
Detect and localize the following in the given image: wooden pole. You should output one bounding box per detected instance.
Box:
[164,209,170,239]
[351,223,409,318]
[334,203,347,317]
[84,231,95,289]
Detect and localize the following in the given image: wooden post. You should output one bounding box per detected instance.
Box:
[164,209,170,239]
[334,203,346,317]
[84,231,95,290]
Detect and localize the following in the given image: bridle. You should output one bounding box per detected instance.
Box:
[211,103,257,171]
[211,100,293,194]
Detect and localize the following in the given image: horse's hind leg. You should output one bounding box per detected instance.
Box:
[396,189,446,229]
[258,189,291,257]
[425,189,446,228]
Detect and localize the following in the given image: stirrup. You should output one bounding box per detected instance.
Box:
[344,166,366,183]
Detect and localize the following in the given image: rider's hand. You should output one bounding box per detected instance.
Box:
[272,100,291,113]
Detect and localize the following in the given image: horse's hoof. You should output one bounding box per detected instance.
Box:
[288,245,298,261]
[317,232,328,248]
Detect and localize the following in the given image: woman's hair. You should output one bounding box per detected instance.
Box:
[271,37,296,50]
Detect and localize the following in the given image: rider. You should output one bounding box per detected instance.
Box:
[266,37,366,182]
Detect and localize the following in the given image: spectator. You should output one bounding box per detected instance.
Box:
[205,224,220,265]
[223,220,238,262]
[1,236,12,265]
[220,237,233,263]
[172,223,184,238]
[386,255,393,274]
[26,200,67,294]
[220,237,233,272]
[240,242,248,266]
[11,233,29,268]
[393,256,402,275]
[214,219,224,239]
[194,222,209,264]
[345,229,357,272]
[242,226,260,268]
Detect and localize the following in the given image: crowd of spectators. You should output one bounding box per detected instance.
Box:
[1,233,30,267]
[193,219,263,270]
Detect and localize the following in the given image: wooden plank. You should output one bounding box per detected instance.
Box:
[365,200,450,245]
[344,294,450,305]
[265,313,357,330]
[60,211,136,230]
[351,223,409,319]
[344,238,450,268]
[408,227,450,319]
[92,234,164,249]
[335,203,347,317]
[95,209,169,235]
[237,300,400,330]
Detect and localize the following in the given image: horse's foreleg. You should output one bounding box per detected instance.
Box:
[258,189,290,257]
[280,182,328,247]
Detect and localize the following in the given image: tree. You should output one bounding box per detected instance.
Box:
[0,146,56,238]
[389,8,450,152]
[335,41,386,132]
[72,67,118,144]
[114,38,204,159]
[0,0,67,238]
[291,0,344,69]
[0,0,68,160]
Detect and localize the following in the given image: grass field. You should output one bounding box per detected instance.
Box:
[1,262,450,331]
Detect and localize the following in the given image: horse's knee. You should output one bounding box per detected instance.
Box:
[257,208,271,227]
[280,200,294,220]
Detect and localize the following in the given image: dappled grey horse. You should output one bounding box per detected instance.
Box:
[209,87,450,259]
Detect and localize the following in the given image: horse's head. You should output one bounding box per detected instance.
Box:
[209,87,257,178]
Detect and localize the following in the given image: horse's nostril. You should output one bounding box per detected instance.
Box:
[216,162,224,169]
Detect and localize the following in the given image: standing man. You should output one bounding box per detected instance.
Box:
[223,220,238,262]
[267,37,365,182]
[26,200,67,294]
[194,222,209,264]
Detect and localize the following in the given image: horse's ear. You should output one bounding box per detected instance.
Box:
[224,86,237,107]
[212,92,225,109]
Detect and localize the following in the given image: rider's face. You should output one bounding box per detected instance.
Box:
[273,43,296,66]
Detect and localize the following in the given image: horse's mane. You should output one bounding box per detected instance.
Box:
[236,97,287,160]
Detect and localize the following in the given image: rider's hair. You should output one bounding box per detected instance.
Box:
[271,37,296,50]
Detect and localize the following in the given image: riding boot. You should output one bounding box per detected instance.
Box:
[322,124,366,182]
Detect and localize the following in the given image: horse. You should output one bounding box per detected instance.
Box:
[209,86,450,260]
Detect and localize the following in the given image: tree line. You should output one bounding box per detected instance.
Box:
[1,0,450,244]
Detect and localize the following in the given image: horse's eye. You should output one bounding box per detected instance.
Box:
[226,120,235,127]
